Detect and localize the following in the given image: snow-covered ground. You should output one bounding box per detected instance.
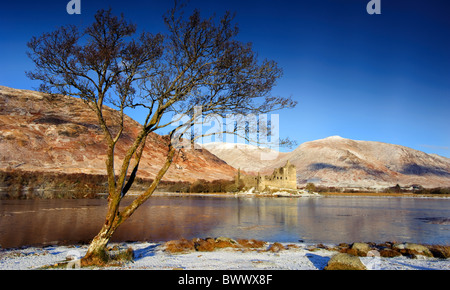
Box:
[1,242,448,270]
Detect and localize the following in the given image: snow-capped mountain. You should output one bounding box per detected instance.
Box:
[201,142,287,173]
[203,136,450,188]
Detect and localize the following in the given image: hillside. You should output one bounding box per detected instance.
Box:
[204,136,450,189]
[201,142,288,173]
[0,86,236,184]
[2,85,449,190]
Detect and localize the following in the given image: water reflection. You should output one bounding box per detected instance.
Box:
[0,195,449,248]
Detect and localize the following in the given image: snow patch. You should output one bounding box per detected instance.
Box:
[1,242,448,270]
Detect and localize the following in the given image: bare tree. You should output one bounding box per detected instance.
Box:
[27,3,296,265]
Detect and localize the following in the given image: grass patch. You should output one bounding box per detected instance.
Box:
[163,237,268,254]
[40,245,135,269]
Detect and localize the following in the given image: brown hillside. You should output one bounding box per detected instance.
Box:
[0,86,236,182]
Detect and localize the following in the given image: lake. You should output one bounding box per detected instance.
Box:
[0,195,449,248]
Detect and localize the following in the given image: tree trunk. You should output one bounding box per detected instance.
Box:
[81,195,122,265]
[81,224,116,265]
[81,145,176,266]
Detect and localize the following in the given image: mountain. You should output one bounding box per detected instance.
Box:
[204,136,450,188]
[0,86,236,182]
[2,85,449,189]
[201,142,288,173]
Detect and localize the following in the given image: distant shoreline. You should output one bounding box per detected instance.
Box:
[150,191,450,199]
[2,188,449,200]
[318,192,450,198]
[2,169,449,200]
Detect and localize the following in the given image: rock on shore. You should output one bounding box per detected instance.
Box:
[324,253,367,270]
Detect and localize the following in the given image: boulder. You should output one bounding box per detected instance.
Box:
[351,242,371,256]
[366,250,380,257]
[324,253,367,270]
[379,248,402,258]
[394,243,433,257]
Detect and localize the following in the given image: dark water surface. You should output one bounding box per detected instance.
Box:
[0,195,449,248]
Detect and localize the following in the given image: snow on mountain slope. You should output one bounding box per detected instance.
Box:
[201,142,287,173]
[204,136,450,188]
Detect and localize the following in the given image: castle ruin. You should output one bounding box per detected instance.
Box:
[236,161,297,192]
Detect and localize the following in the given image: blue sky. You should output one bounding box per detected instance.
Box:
[1,0,449,157]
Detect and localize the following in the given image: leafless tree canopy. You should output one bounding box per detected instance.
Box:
[26,4,296,264]
[27,7,295,136]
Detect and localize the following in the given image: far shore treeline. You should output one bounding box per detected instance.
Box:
[1,169,449,200]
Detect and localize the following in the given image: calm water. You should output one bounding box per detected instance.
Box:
[0,195,449,248]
